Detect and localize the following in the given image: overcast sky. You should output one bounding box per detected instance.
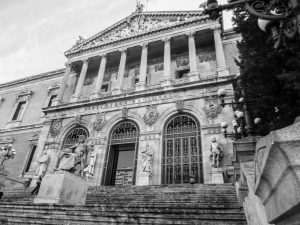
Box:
[0,0,231,84]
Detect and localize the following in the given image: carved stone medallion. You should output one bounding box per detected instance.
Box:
[50,119,62,137]
[93,112,106,131]
[202,97,222,119]
[143,105,159,125]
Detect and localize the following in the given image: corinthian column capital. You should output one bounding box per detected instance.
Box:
[99,53,107,58]
[141,42,148,49]
[162,37,171,44]
[210,24,222,32]
[82,58,89,64]
[185,31,196,38]
[119,47,127,53]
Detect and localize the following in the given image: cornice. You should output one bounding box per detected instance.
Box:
[0,69,65,90]
[43,74,235,114]
[0,123,43,134]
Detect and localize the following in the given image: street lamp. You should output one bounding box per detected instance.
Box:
[0,144,16,171]
[201,0,300,50]
[218,88,261,140]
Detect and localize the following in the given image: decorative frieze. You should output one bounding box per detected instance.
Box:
[143,105,159,126]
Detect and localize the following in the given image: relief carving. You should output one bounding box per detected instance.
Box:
[176,100,184,112]
[202,97,222,119]
[199,52,216,63]
[143,105,159,126]
[93,112,107,131]
[50,119,62,137]
[122,107,129,119]
[176,57,189,67]
[154,63,164,72]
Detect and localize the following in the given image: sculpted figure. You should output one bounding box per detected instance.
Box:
[209,137,223,168]
[84,145,97,176]
[35,151,50,178]
[55,135,89,178]
[141,143,153,175]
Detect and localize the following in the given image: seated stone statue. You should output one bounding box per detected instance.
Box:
[55,135,89,178]
[209,137,223,168]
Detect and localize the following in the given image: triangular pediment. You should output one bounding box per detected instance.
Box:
[65,11,209,57]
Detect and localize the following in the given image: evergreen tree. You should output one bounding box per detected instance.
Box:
[232,11,300,135]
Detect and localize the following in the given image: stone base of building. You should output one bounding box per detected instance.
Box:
[211,168,224,184]
[33,171,88,205]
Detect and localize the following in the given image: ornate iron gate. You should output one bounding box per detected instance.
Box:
[102,121,139,185]
[162,114,203,184]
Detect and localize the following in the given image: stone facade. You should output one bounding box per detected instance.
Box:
[0,10,241,187]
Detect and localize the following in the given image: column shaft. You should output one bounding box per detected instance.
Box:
[163,37,171,79]
[212,25,227,69]
[57,62,72,101]
[116,49,127,89]
[74,59,89,96]
[94,54,107,93]
[187,32,198,73]
[139,43,148,85]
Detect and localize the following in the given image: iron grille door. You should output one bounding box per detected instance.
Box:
[162,115,203,184]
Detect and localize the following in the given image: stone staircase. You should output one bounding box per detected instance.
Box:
[0,184,247,224]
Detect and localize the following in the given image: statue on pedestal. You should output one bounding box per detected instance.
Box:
[55,135,90,178]
[209,137,223,168]
[35,150,49,178]
[84,145,97,176]
[141,142,153,176]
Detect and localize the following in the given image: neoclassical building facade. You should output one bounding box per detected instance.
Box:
[0,9,240,187]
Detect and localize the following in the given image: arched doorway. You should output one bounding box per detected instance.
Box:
[162,114,203,184]
[102,120,139,186]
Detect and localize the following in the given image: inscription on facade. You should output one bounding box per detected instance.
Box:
[84,94,171,111]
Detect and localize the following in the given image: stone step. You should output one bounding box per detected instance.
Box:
[0,210,247,224]
[0,203,243,213]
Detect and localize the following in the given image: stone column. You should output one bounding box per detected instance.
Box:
[136,43,148,90]
[113,48,127,94]
[211,24,229,77]
[186,31,198,73]
[161,37,172,86]
[73,59,89,100]
[55,62,72,105]
[91,54,107,99]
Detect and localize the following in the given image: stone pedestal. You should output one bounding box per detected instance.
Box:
[255,119,300,225]
[33,171,88,205]
[211,168,224,184]
[138,172,152,186]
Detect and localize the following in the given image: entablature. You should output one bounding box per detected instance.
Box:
[43,74,235,115]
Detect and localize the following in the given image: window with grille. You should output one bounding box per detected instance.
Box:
[62,126,89,149]
[162,114,203,184]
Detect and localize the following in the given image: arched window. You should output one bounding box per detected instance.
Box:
[162,114,203,184]
[62,126,89,149]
